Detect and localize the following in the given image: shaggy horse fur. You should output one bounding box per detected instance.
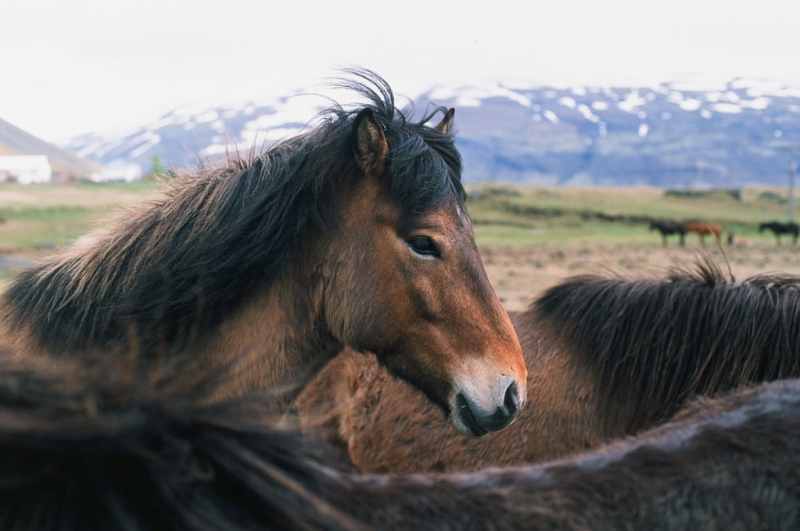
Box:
[297,258,800,472]
[0,70,526,435]
[2,73,464,356]
[1,347,800,530]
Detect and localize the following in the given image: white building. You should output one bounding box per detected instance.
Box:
[90,159,143,182]
[0,155,52,184]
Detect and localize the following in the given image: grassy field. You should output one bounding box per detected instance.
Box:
[0,181,162,251]
[465,184,794,246]
[2,181,800,309]
[0,181,794,250]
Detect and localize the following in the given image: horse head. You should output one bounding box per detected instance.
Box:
[323,107,526,436]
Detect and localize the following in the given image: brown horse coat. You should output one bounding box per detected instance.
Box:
[685,221,722,244]
[297,259,800,472]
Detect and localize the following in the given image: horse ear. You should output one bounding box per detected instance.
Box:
[353,107,388,176]
[433,108,455,134]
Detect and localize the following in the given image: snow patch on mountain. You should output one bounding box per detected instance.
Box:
[428,84,532,108]
[58,76,800,187]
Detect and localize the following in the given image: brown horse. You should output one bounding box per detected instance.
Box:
[2,344,800,530]
[685,220,722,245]
[297,259,800,472]
[0,70,525,436]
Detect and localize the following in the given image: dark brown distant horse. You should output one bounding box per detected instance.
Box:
[648,220,686,246]
[759,221,800,245]
[297,259,800,472]
[2,345,800,530]
[684,221,722,245]
[0,70,526,436]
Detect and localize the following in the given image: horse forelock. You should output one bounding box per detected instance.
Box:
[336,71,464,208]
[2,70,465,357]
[533,259,800,436]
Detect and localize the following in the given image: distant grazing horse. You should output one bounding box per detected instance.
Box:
[297,259,800,472]
[2,346,800,530]
[759,221,799,245]
[685,221,722,245]
[727,233,750,247]
[0,70,526,436]
[648,220,686,246]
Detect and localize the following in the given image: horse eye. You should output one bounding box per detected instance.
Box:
[408,236,439,258]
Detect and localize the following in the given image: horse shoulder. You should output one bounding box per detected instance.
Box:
[518,315,607,454]
[340,356,457,473]
[295,349,373,469]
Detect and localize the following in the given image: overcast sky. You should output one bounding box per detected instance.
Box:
[3,0,800,141]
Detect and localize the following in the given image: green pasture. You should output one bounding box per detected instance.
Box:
[0,205,102,249]
[0,181,796,254]
[0,181,159,251]
[465,184,796,246]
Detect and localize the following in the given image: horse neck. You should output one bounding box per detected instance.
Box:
[195,245,344,402]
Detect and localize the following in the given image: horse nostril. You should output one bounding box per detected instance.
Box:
[455,392,488,436]
[454,380,523,436]
[503,381,520,418]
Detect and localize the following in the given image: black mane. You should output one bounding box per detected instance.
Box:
[534,258,800,435]
[3,70,463,354]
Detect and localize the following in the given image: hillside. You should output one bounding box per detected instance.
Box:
[0,117,100,177]
[59,78,800,187]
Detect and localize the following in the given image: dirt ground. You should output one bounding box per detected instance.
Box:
[481,241,800,312]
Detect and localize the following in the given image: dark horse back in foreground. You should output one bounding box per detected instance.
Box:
[298,259,800,472]
[0,71,525,436]
[1,348,799,530]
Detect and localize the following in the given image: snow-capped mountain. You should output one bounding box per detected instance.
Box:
[61,78,800,187]
[61,94,329,174]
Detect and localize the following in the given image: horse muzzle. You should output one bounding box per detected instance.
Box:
[450,374,526,437]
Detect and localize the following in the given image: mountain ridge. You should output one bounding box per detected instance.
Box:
[0,117,101,176]
[58,78,800,187]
